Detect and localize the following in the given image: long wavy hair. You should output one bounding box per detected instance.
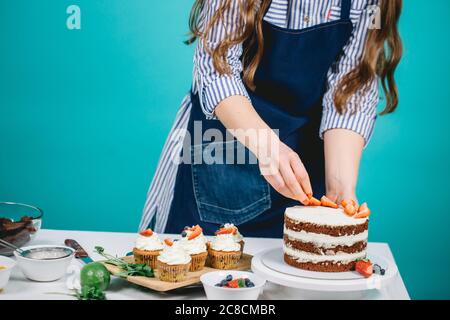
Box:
[186,0,403,114]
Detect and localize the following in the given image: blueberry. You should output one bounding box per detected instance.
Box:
[181,231,187,237]
[380,269,386,276]
[220,279,228,286]
[173,239,179,241]
[225,274,233,282]
[244,278,251,286]
[373,264,382,274]
[247,281,255,287]
[215,283,222,287]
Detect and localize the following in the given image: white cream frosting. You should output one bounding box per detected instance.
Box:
[178,236,207,255]
[157,245,191,265]
[223,223,244,242]
[134,233,164,251]
[284,227,368,248]
[285,206,368,226]
[283,244,366,264]
[210,234,241,252]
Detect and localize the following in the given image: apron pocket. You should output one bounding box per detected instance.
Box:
[191,140,271,226]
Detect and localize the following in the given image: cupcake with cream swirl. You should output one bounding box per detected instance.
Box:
[133,229,164,269]
[156,242,191,282]
[178,225,208,271]
[218,223,245,254]
[208,233,242,270]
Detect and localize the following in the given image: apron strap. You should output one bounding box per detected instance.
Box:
[341,0,352,20]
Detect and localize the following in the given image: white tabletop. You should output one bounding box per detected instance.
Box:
[1,229,410,300]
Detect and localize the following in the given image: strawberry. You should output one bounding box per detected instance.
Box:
[308,196,321,206]
[226,279,239,288]
[344,203,357,216]
[320,196,339,208]
[164,238,173,246]
[139,229,153,237]
[354,202,371,218]
[355,259,373,278]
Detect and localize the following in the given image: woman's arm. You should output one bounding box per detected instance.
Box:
[323,129,364,204]
[194,1,312,204]
[215,95,312,205]
[321,3,380,202]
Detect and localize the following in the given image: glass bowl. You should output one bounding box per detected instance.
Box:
[0,202,43,256]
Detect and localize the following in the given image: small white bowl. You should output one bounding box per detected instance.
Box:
[200,270,266,300]
[14,245,75,282]
[0,255,16,290]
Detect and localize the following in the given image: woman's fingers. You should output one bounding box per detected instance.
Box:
[289,153,313,198]
[279,160,309,205]
[263,172,295,200]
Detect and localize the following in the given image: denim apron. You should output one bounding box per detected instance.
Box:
[165,0,353,238]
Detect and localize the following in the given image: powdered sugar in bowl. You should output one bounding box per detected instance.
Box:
[14,245,75,282]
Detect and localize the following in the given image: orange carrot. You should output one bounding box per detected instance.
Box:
[341,198,356,208]
[320,196,339,208]
[308,196,321,206]
[344,203,357,216]
[354,202,371,218]
[164,238,173,246]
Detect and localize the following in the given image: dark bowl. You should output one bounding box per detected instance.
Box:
[0,202,43,256]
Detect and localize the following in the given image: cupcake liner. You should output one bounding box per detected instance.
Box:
[156,260,191,282]
[239,240,245,254]
[208,248,241,270]
[133,248,161,270]
[189,251,208,272]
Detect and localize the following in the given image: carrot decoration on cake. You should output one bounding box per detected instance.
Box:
[320,196,339,208]
[306,195,321,206]
[341,199,357,216]
[353,202,371,218]
[164,238,173,246]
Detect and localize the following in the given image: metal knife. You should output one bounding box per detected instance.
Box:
[64,239,94,264]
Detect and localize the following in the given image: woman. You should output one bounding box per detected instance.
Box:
[140,0,402,237]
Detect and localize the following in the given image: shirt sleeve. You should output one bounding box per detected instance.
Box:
[193,0,251,119]
[320,1,380,146]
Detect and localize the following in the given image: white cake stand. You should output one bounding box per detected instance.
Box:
[251,246,398,299]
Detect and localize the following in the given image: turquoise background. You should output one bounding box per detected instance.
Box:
[0,1,449,299]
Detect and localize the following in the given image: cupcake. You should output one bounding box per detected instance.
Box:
[133,229,164,269]
[178,225,208,271]
[216,223,245,254]
[156,243,191,282]
[208,233,242,270]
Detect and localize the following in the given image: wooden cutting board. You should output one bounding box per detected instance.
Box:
[102,254,252,292]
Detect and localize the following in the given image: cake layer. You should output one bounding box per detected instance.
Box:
[285,206,368,226]
[283,227,368,248]
[285,216,368,237]
[284,254,356,272]
[283,235,367,255]
[283,244,366,264]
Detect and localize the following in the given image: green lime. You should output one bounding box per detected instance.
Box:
[80,262,111,291]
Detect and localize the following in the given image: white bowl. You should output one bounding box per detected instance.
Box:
[14,245,75,282]
[200,270,266,300]
[0,255,16,290]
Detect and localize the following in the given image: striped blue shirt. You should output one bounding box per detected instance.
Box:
[140,0,380,232]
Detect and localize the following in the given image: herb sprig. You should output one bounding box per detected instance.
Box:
[94,246,154,278]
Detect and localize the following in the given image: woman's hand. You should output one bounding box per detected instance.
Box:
[257,140,312,205]
[324,129,365,206]
[215,95,312,204]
